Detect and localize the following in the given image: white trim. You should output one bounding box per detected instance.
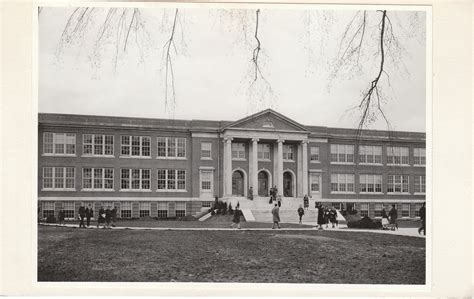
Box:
[199,166,215,170]
[308,138,328,143]
[414,192,426,195]
[42,153,76,157]
[200,157,213,161]
[387,192,411,195]
[38,197,201,201]
[358,163,383,166]
[330,192,356,195]
[386,164,410,167]
[81,154,115,158]
[81,189,115,192]
[120,156,152,159]
[309,169,323,173]
[359,192,384,195]
[232,158,247,161]
[156,189,187,193]
[119,189,152,192]
[330,162,356,165]
[41,188,76,192]
[191,132,219,138]
[156,156,187,160]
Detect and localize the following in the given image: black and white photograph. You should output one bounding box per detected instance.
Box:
[36,3,429,285]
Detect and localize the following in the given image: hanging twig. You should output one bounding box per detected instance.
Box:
[163,9,179,112]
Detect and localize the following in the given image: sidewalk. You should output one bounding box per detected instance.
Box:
[39,223,425,238]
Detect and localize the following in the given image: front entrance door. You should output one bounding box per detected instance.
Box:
[232,171,244,196]
[258,171,269,196]
[283,172,293,197]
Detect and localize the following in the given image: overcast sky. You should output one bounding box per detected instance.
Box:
[39,6,426,132]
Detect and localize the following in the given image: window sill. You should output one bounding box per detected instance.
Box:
[387,192,411,195]
[232,158,247,161]
[156,157,187,160]
[41,188,76,191]
[81,189,115,192]
[386,164,410,167]
[283,159,295,163]
[413,165,426,167]
[310,191,320,194]
[201,157,213,161]
[414,192,426,195]
[359,192,384,195]
[119,189,152,192]
[358,163,383,166]
[156,189,187,193]
[310,160,321,164]
[119,156,152,159]
[42,154,76,157]
[330,162,355,165]
[258,159,271,162]
[82,154,115,158]
[330,192,356,194]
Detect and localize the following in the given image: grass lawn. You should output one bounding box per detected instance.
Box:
[38,225,425,284]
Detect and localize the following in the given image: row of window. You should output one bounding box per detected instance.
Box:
[41,201,186,219]
[330,174,426,194]
[43,133,426,166]
[42,167,188,191]
[330,202,423,218]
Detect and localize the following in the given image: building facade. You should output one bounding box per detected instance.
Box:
[38,109,426,220]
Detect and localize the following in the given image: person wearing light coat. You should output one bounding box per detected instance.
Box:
[272,204,281,229]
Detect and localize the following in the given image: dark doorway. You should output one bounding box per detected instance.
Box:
[258,171,269,196]
[283,171,293,197]
[232,171,244,196]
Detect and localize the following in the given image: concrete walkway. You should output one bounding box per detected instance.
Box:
[39,223,425,238]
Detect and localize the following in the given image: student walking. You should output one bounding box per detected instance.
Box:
[272,204,281,229]
[303,195,309,210]
[58,207,65,226]
[85,204,93,227]
[418,202,426,235]
[388,204,398,231]
[230,206,242,229]
[297,205,304,224]
[78,204,86,228]
[329,207,338,228]
[97,206,106,228]
[317,204,325,230]
[111,206,117,227]
[277,195,282,207]
[105,207,112,229]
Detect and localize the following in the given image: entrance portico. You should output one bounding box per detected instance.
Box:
[221,109,311,198]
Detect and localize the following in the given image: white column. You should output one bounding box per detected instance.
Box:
[277,139,284,197]
[296,143,303,197]
[302,140,309,196]
[224,137,233,196]
[251,138,259,193]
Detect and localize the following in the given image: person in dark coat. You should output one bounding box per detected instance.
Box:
[277,195,282,207]
[97,206,105,228]
[273,186,278,201]
[317,204,325,230]
[297,205,304,224]
[58,207,65,226]
[105,207,112,229]
[248,187,254,200]
[269,187,275,203]
[230,207,242,229]
[388,204,398,231]
[78,204,86,228]
[329,207,338,228]
[272,204,281,229]
[303,195,309,210]
[111,206,117,227]
[85,204,93,227]
[418,202,426,235]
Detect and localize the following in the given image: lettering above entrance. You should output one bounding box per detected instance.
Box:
[222,109,311,133]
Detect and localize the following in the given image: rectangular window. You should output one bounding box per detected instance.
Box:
[43,132,76,155]
[387,147,409,165]
[120,202,132,218]
[359,145,382,164]
[359,174,383,193]
[176,202,186,217]
[63,202,75,219]
[257,144,271,160]
[120,169,151,190]
[310,146,320,162]
[157,137,186,158]
[414,203,422,217]
[156,169,186,191]
[202,201,212,208]
[232,143,246,159]
[414,148,426,166]
[374,203,383,217]
[360,203,369,217]
[42,202,55,218]
[310,173,320,192]
[139,202,151,217]
[414,175,426,193]
[120,136,151,157]
[330,173,355,193]
[82,168,114,190]
[43,167,75,190]
[201,142,212,159]
[330,144,354,163]
[388,175,410,193]
[401,203,410,218]
[283,145,295,161]
[201,171,212,190]
[157,202,168,218]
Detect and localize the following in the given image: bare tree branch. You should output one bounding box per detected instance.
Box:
[252,9,262,82]
[163,9,179,112]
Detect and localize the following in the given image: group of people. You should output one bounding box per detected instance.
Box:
[268,186,282,207]
[315,203,338,230]
[381,204,399,231]
[57,204,117,229]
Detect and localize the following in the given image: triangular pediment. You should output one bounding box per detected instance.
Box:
[223,109,310,133]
